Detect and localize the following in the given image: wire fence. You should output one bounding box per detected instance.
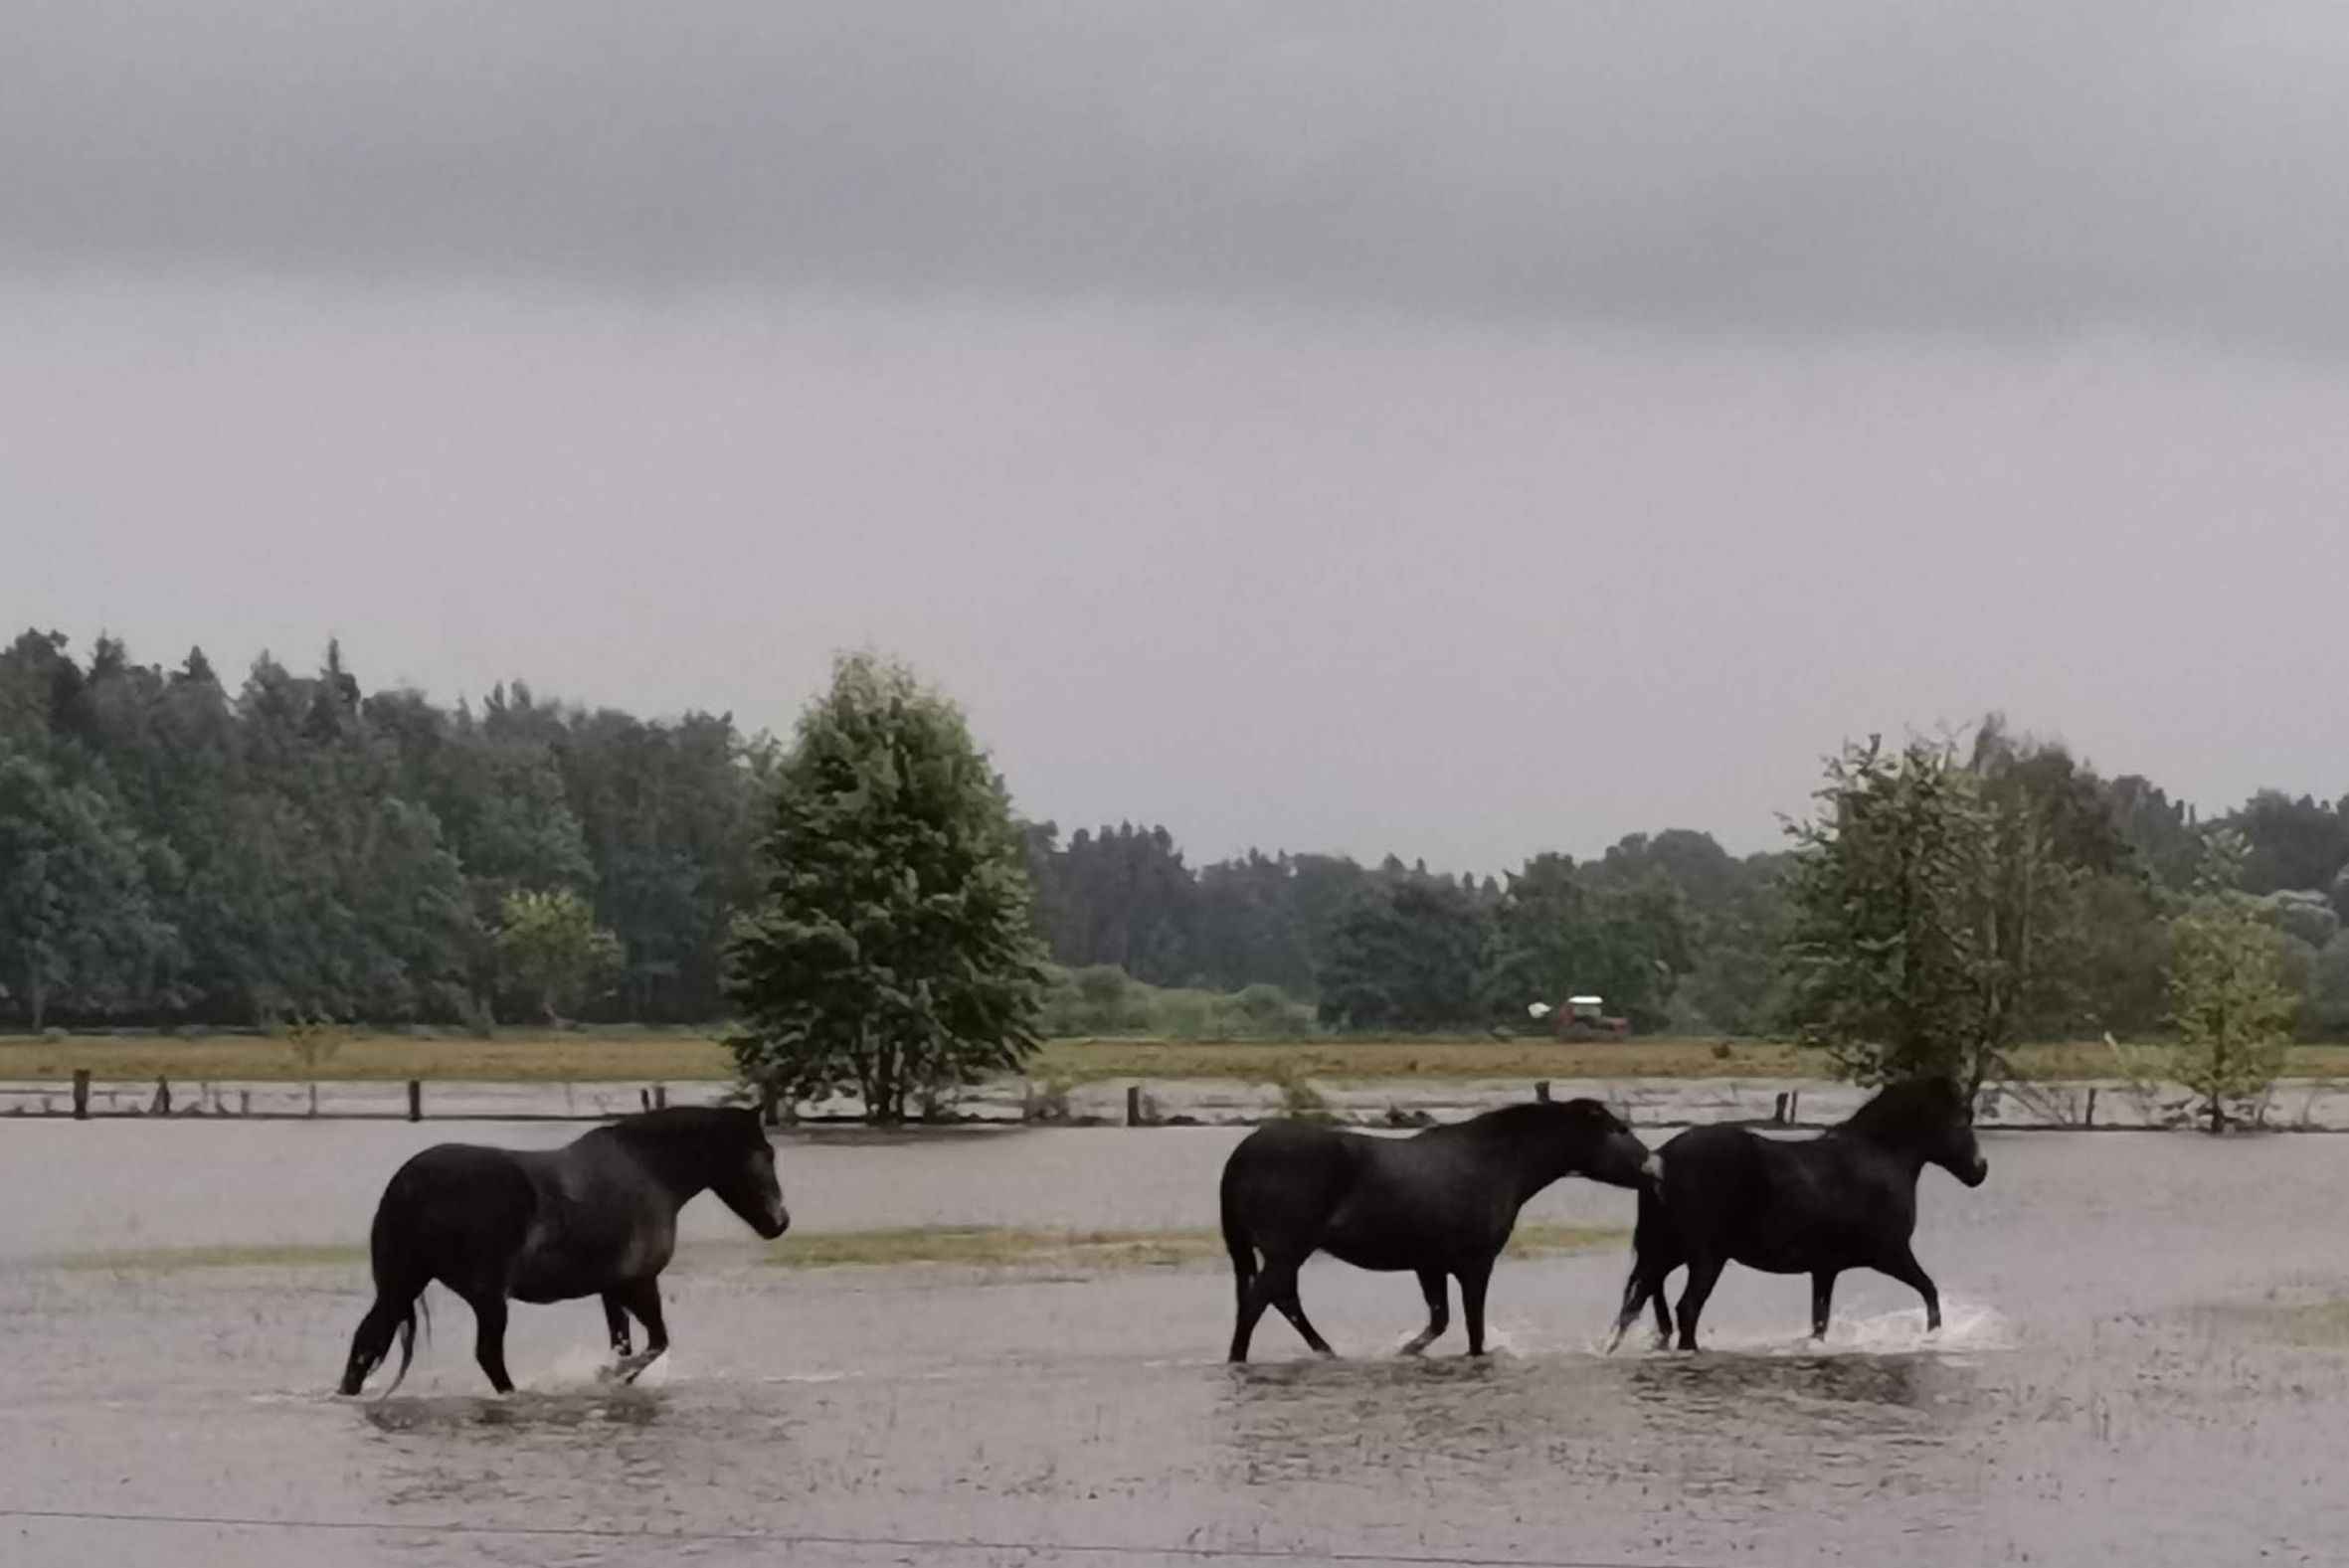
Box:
[0,1503,1724,1568]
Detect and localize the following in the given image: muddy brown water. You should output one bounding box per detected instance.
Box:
[3,1124,2347,1566]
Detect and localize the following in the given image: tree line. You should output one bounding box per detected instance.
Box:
[1022,721,2349,1044]
[0,631,773,1030]
[5,628,2348,1046]
[715,655,2336,1128]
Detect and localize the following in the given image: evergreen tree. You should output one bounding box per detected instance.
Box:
[725,654,1045,1123]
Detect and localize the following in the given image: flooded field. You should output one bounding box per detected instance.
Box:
[5,1123,2349,1565]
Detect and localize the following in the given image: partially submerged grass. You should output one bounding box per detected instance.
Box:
[0,1029,1809,1085]
[2203,1298,2349,1349]
[761,1222,1625,1273]
[47,1243,367,1272]
[1507,1223,1629,1258]
[0,1030,735,1084]
[34,1223,1627,1280]
[1029,1038,1813,1084]
[770,1227,1227,1271]
[22,1028,2341,1088]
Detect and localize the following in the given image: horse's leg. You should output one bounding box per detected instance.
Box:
[1876,1245,1941,1333]
[1605,1258,1645,1353]
[1272,1287,1335,1358]
[1255,1256,1335,1357]
[463,1291,515,1394]
[1457,1258,1496,1357]
[1673,1255,1725,1351]
[1227,1275,1273,1364]
[610,1278,670,1383]
[1608,1254,1672,1353]
[1399,1269,1450,1355]
[1810,1270,1837,1340]
[592,1291,633,1380]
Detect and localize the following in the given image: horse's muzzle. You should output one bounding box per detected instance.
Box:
[759,1207,792,1240]
[1961,1156,1989,1188]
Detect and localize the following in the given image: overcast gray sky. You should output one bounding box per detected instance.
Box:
[6,2,2346,871]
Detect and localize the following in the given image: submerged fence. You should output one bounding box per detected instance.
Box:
[8,1070,2346,1132]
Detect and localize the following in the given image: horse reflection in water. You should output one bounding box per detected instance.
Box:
[1610,1077,1988,1351]
[338,1107,789,1396]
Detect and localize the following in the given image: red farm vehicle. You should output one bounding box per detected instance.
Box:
[1530,994,1630,1042]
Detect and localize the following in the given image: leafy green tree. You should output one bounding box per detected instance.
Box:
[2226,789,2349,898]
[725,654,1046,1123]
[2167,894,2297,1133]
[2108,774,2207,891]
[1783,736,2088,1091]
[494,888,622,1024]
[2257,889,2340,951]
[1317,878,1489,1031]
[0,742,180,1028]
[1476,853,1689,1031]
[2304,934,2349,1040]
[2073,870,2172,1037]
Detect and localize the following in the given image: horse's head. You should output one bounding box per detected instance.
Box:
[1554,1098,1662,1190]
[707,1110,791,1239]
[1939,1107,1990,1188]
[1851,1077,1987,1187]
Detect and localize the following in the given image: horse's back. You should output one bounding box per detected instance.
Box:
[382,1141,538,1214]
[370,1141,538,1292]
[1652,1124,1906,1273]
[1646,1125,1771,1250]
[1221,1122,1365,1234]
[1223,1120,1362,1187]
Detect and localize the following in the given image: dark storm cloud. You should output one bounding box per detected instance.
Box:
[7,1,2348,347]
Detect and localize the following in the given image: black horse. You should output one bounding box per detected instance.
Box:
[1606,1076,1987,1352]
[337,1106,789,1396]
[1219,1099,1658,1363]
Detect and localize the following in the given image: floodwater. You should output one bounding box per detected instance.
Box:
[4,1124,2348,1566]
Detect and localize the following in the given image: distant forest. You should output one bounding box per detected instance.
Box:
[5,630,2348,1039]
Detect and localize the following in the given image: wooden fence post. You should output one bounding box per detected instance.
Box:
[1789,1091,1799,1125]
[1772,1091,1789,1126]
[2083,1088,2097,1129]
[408,1080,423,1123]
[73,1069,90,1121]
[651,1084,667,1111]
[152,1076,172,1116]
[1535,1080,1551,1103]
[1126,1085,1144,1127]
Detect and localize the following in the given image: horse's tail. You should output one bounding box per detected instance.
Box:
[1631,1177,1663,1257]
[354,1166,434,1396]
[1218,1163,1257,1301]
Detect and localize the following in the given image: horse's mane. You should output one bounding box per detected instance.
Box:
[1838,1077,1965,1144]
[604,1105,764,1145]
[1459,1100,1620,1137]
